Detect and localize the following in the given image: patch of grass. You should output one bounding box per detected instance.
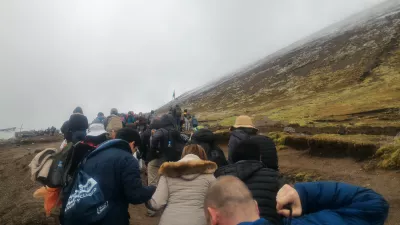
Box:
[282,171,321,183]
[267,132,288,146]
[375,139,400,169]
[218,116,237,127]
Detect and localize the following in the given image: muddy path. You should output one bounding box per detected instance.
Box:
[0,142,398,225]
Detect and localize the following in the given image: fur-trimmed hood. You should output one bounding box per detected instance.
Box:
[159,154,217,180]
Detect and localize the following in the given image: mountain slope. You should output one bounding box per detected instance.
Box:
[158,0,400,131]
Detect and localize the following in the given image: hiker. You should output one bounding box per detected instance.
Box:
[173,104,182,131]
[191,129,228,167]
[148,110,156,125]
[146,144,217,225]
[215,139,281,223]
[204,176,389,225]
[228,115,278,170]
[183,109,191,131]
[92,112,106,124]
[192,114,199,131]
[63,128,156,225]
[125,111,137,128]
[68,107,89,144]
[60,120,72,142]
[137,112,147,133]
[104,108,123,138]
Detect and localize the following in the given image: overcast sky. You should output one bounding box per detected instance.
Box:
[0,0,387,130]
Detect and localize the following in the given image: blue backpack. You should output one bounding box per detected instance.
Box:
[63,142,114,224]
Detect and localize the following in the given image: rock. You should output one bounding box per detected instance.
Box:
[283,127,296,134]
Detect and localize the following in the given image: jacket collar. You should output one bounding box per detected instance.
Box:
[159,154,217,178]
[87,139,131,160]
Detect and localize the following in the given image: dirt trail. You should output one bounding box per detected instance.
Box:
[0,142,398,224]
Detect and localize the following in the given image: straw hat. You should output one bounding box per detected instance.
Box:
[232,115,257,130]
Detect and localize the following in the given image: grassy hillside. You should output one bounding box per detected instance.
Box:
[158,2,400,133]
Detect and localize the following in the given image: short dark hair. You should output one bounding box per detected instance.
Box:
[116,128,141,146]
[231,139,260,163]
[73,106,83,114]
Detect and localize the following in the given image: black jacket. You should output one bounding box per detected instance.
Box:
[148,114,176,161]
[68,114,89,133]
[228,130,278,170]
[215,161,281,225]
[191,129,228,167]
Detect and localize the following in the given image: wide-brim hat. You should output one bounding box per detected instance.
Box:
[232,115,258,130]
[87,123,108,137]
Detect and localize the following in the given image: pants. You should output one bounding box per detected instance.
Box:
[147,158,165,186]
[71,130,86,144]
[185,119,191,131]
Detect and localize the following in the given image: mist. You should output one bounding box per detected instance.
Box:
[0,0,386,129]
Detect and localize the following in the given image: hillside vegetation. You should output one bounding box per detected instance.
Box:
[159,1,400,134]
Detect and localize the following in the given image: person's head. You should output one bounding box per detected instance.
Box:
[230,115,258,134]
[116,128,142,153]
[182,144,208,160]
[110,108,118,115]
[128,111,133,116]
[151,110,155,114]
[73,106,83,114]
[204,176,260,225]
[97,112,104,117]
[231,139,261,163]
[85,123,108,146]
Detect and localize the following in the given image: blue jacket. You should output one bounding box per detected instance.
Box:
[64,139,155,225]
[242,182,388,225]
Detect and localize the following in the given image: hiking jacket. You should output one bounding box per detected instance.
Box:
[215,161,281,225]
[242,182,389,225]
[65,139,155,225]
[191,129,228,167]
[92,116,106,124]
[126,115,136,124]
[228,130,278,170]
[148,154,217,225]
[68,113,89,133]
[148,114,177,161]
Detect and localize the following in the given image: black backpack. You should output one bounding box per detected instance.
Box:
[160,128,186,161]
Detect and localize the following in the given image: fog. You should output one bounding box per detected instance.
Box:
[0,0,386,129]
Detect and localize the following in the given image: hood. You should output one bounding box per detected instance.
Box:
[192,129,215,143]
[159,154,217,180]
[215,161,263,181]
[87,139,131,159]
[159,114,176,129]
[231,129,251,141]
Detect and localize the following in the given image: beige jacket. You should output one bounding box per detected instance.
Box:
[149,154,217,225]
[28,148,58,182]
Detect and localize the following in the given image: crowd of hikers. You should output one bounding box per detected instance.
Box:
[29,106,389,225]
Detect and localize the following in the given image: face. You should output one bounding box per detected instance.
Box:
[129,141,136,153]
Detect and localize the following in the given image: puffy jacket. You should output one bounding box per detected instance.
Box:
[191,129,228,167]
[63,139,155,225]
[215,161,281,224]
[228,129,278,170]
[68,113,89,132]
[242,182,389,225]
[148,114,177,161]
[148,154,217,225]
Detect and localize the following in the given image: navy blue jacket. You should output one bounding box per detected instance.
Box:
[243,182,388,225]
[65,139,155,225]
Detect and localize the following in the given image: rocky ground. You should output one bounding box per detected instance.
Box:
[0,140,398,225]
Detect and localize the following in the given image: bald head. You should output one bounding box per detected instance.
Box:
[204,176,260,225]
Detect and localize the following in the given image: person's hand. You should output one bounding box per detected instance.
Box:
[276,184,302,217]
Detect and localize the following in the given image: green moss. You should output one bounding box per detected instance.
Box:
[376,139,400,169]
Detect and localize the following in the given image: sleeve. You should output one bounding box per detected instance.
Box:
[148,176,169,210]
[84,116,89,129]
[227,136,239,163]
[291,182,389,225]
[120,155,156,204]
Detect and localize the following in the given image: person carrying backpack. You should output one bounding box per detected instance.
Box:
[173,104,182,131]
[125,111,136,128]
[92,112,106,124]
[68,107,89,144]
[104,108,123,138]
[191,115,199,132]
[191,129,228,167]
[228,115,278,170]
[62,128,156,225]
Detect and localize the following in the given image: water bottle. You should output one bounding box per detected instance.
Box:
[168,140,172,148]
[58,161,63,168]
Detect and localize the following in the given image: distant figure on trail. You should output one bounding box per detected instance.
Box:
[215,138,281,223]
[147,110,156,125]
[183,109,191,131]
[228,115,278,170]
[68,107,89,144]
[62,128,156,225]
[191,114,199,131]
[146,144,216,225]
[191,129,228,167]
[125,111,137,128]
[204,176,389,225]
[92,112,106,124]
[104,108,123,138]
[137,112,147,133]
[172,104,182,131]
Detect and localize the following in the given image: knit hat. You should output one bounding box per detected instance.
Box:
[232,115,257,130]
